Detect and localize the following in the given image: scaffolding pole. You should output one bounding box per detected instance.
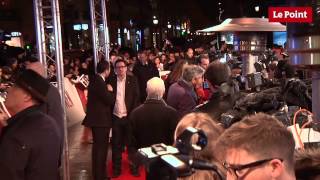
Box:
[90,0,110,72]
[33,0,69,180]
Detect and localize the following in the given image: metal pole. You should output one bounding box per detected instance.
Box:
[33,0,47,75]
[51,0,69,180]
[90,0,99,72]
[101,0,109,62]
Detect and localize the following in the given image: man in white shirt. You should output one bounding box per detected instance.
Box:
[108,59,140,177]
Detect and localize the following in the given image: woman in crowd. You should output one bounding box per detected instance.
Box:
[174,112,226,180]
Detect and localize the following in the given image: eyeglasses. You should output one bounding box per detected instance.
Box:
[223,158,283,179]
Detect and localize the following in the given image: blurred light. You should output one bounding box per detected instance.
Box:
[153,19,159,25]
[73,24,81,31]
[255,6,260,12]
[82,24,88,30]
[167,22,172,29]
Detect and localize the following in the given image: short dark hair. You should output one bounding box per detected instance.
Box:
[114,58,127,67]
[205,62,231,86]
[96,60,110,74]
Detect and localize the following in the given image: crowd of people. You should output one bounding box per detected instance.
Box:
[0,41,319,180]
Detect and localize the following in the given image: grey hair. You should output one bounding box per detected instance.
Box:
[146,77,165,100]
[182,65,205,82]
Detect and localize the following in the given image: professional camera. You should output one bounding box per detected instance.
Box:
[138,127,224,180]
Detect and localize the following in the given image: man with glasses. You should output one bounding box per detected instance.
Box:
[108,59,140,177]
[216,113,296,180]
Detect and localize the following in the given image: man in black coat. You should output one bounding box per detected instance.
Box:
[108,59,140,177]
[130,77,179,151]
[129,77,179,180]
[25,60,64,139]
[82,61,115,180]
[0,69,62,180]
[133,50,159,103]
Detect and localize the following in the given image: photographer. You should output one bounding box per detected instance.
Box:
[195,62,239,122]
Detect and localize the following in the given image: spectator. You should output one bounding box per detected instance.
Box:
[216,113,296,180]
[133,50,159,103]
[164,51,177,71]
[165,60,188,97]
[0,70,62,180]
[196,54,211,104]
[198,54,210,70]
[185,48,196,65]
[167,65,204,118]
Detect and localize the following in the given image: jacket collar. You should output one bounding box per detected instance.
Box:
[177,79,194,90]
[144,98,166,105]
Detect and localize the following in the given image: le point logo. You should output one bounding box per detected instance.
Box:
[268,7,313,23]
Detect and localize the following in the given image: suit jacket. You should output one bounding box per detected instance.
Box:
[0,106,61,180]
[167,80,198,118]
[40,84,64,138]
[83,74,115,127]
[132,60,159,103]
[108,74,140,116]
[130,99,179,149]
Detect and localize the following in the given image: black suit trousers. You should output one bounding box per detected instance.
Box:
[111,115,135,171]
[91,127,110,180]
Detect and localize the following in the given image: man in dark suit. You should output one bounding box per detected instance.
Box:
[82,61,115,180]
[0,70,62,180]
[133,50,159,103]
[129,77,179,164]
[109,59,140,177]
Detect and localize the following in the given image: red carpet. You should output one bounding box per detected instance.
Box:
[108,152,146,180]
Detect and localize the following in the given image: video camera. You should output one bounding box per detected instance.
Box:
[138,127,224,180]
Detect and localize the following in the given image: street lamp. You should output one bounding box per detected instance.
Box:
[153,16,158,25]
[167,22,172,29]
[255,6,260,12]
[153,19,159,25]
